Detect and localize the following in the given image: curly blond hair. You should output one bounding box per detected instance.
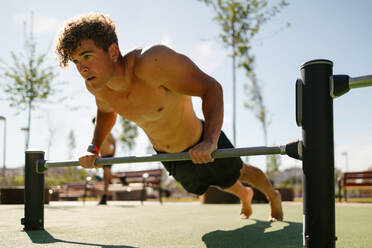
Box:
[56,13,118,68]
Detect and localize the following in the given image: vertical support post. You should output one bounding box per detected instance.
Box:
[22,151,45,230]
[301,60,336,248]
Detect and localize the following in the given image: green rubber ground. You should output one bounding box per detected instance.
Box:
[0,201,371,247]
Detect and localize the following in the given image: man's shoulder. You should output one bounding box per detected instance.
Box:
[131,45,178,76]
[123,44,173,60]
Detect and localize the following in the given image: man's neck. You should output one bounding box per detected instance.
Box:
[106,56,130,93]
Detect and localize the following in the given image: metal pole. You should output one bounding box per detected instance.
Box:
[349,74,372,89]
[232,25,237,146]
[342,152,348,172]
[40,144,297,171]
[21,127,30,151]
[22,151,45,230]
[329,74,372,98]
[0,116,6,186]
[301,60,336,248]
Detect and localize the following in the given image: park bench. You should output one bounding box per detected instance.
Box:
[343,171,372,202]
[54,169,165,203]
[58,181,99,201]
[116,168,164,203]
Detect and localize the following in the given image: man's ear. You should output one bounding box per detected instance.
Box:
[108,43,119,62]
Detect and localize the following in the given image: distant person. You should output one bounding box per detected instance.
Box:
[92,117,126,205]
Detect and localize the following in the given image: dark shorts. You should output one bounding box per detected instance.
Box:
[156,124,243,195]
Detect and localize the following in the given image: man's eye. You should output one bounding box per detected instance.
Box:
[84,55,91,59]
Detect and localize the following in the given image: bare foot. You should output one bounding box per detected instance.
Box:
[240,187,254,219]
[268,190,283,222]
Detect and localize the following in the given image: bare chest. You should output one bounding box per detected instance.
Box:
[96,81,177,125]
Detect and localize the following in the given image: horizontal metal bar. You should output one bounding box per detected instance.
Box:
[349,74,372,89]
[44,145,287,170]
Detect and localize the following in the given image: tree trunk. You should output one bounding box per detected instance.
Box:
[232,23,237,146]
[25,101,32,150]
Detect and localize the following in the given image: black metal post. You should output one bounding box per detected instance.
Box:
[22,151,45,230]
[301,60,336,248]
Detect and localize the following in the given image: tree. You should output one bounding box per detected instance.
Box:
[0,13,64,149]
[67,129,76,160]
[119,118,138,152]
[198,0,289,146]
[244,69,269,145]
[266,153,281,180]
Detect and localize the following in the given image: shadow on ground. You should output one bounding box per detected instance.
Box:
[202,219,302,248]
[25,230,138,248]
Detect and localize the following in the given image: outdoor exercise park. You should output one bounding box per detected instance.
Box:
[1,1,372,248]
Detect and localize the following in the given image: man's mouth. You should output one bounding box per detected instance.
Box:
[87,76,96,81]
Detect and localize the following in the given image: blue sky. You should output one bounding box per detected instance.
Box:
[0,0,371,173]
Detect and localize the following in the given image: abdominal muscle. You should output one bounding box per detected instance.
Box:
[142,103,203,153]
[114,94,202,153]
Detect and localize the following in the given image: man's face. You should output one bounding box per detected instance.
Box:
[70,39,115,90]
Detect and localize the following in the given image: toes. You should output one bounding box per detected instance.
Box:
[269,216,283,222]
[240,213,249,219]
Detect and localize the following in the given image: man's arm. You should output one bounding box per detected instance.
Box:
[79,99,117,168]
[92,109,117,150]
[134,45,223,163]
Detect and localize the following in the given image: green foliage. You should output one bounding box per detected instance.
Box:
[0,13,65,149]
[45,167,85,187]
[243,70,270,144]
[1,175,25,186]
[119,117,138,151]
[266,153,281,180]
[199,0,289,148]
[68,129,76,159]
[199,0,288,62]
[280,177,295,188]
[0,20,62,113]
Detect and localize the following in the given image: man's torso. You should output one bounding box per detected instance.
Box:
[90,49,202,153]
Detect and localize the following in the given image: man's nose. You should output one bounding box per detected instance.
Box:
[78,64,88,73]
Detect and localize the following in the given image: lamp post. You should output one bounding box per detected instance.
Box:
[341,152,348,172]
[0,116,6,186]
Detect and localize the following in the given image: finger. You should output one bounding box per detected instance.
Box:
[203,154,214,163]
[201,153,213,164]
[91,157,97,168]
[79,158,88,168]
[194,152,210,164]
[189,150,201,164]
[92,155,100,168]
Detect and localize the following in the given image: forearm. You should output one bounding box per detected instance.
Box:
[91,110,117,149]
[202,81,224,145]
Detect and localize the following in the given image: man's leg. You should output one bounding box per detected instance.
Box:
[103,167,111,195]
[110,172,128,185]
[215,181,254,219]
[238,162,283,221]
[98,167,111,205]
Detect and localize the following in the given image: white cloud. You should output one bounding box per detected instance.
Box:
[12,13,62,34]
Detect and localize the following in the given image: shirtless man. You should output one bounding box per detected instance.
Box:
[56,13,283,221]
